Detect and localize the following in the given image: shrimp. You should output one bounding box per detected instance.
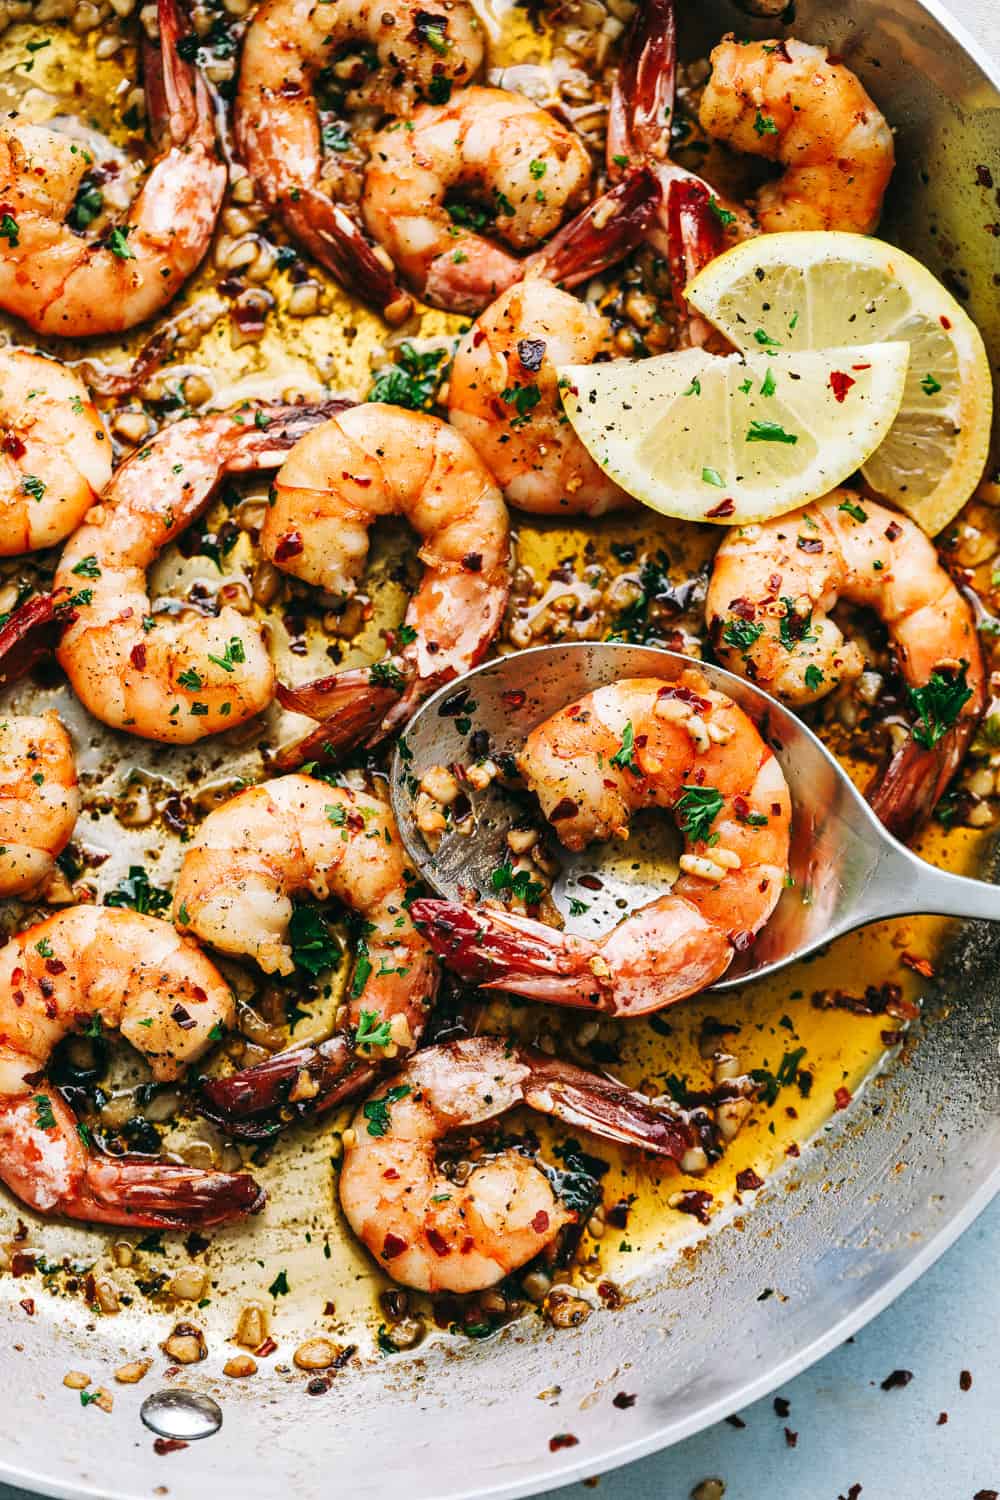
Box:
[361,87,593,314]
[235,0,484,320]
[698,37,895,235]
[175,775,438,1137]
[706,491,985,839]
[0,713,79,899]
[339,1037,691,1292]
[260,404,510,764]
[414,669,791,1011]
[447,279,633,518]
[53,399,342,743]
[0,907,263,1227]
[0,0,225,337]
[0,352,110,556]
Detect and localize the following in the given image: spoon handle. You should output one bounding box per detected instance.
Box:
[873,841,1000,924]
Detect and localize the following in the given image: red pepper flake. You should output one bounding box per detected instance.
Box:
[612,1392,636,1409]
[19,1298,34,1315]
[880,1030,903,1047]
[784,1427,798,1448]
[940,315,952,330]
[382,1168,400,1181]
[605,1199,630,1229]
[426,1227,449,1257]
[531,1210,550,1233]
[382,1232,408,1260]
[673,1189,713,1224]
[461,552,483,572]
[785,1141,800,1157]
[517,337,546,372]
[1,432,26,458]
[796,536,823,554]
[45,958,66,976]
[937,1411,948,1424]
[901,952,934,978]
[736,1167,764,1193]
[725,1414,746,1429]
[274,530,304,562]
[974,1493,998,1500]
[960,1369,972,1391]
[773,1396,790,1417]
[255,1337,278,1357]
[829,370,856,403]
[834,1086,852,1111]
[171,1002,196,1031]
[884,521,903,541]
[130,643,147,670]
[501,689,526,709]
[596,1279,623,1309]
[472,327,487,347]
[880,1368,913,1391]
[154,1439,189,1456]
[549,1434,578,1453]
[342,472,372,488]
[706,497,735,518]
[549,797,578,822]
[851,363,872,371]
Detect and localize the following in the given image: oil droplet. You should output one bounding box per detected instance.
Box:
[140,1389,222,1442]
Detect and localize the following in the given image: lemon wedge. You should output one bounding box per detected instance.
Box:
[686,231,992,534]
[558,342,909,525]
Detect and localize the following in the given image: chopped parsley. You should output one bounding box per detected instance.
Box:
[674,785,723,844]
[500,383,541,427]
[105,864,171,915]
[753,110,779,136]
[71,555,101,579]
[21,475,45,501]
[920,373,942,396]
[908,661,972,748]
[288,903,340,976]
[838,497,868,523]
[490,861,544,906]
[722,617,764,652]
[34,1094,56,1131]
[753,329,781,348]
[609,720,639,772]
[207,636,246,673]
[355,1009,392,1051]
[267,1269,290,1298]
[368,341,449,411]
[746,419,797,445]
[363,1084,411,1138]
[804,664,825,692]
[760,367,777,398]
[702,466,725,487]
[106,226,135,260]
[778,597,816,650]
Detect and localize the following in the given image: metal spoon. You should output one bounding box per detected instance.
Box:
[389,642,998,989]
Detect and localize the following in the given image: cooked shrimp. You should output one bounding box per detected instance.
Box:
[235,0,484,319]
[0,0,225,337]
[448,279,632,517]
[414,669,790,1010]
[0,713,79,898]
[53,400,340,743]
[181,774,439,1136]
[339,1037,691,1292]
[707,491,985,838]
[0,352,110,555]
[699,36,895,234]
[261,404,510,763]
[0,907,263,1226]
[362,86,592,313]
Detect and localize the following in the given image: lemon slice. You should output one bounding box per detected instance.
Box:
[686,231,992,534]
[558,342,909,525]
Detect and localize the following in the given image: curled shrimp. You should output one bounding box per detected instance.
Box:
[260,404,510,764]
[0,352,110,556]
[0,713,79,898]
[0,907,263,1227]
[178,775,438,1136]
[339,1037,691,1292]
[235,0,484,320]
[53,399,342,743]
[414,669,790,1011]
[0,0,225,337]
[706,491,985,839]
[699,36,895,235]
[361,86,593,313]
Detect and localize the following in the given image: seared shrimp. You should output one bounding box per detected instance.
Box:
[448,279,632,517]
[53,400,340,743]
[180,775,439,1136]
[707,491,985,838]
[339,1037,691,1292]
[235,0,484,319]
[0,0,225,336]
[415,669,790,1011]
[0,907,263,1227]
[362,87,592,313]
[0,352,110,555]
[261,404,510,763]
[0,713,79,898]
[699,37,894,235]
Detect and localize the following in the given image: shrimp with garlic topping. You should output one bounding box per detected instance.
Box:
[414,669,790,1011]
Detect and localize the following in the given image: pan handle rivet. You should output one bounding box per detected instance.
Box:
[140,1389,223,1442]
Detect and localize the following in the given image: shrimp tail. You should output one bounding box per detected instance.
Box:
[527,166,661,288]
[198,1035,376,1140]
[867,722,977,842]
[520,1048,692,1162]
[410,899,612,1009]
[80,1155,265,1229]
[0,590,78,688]
[227,399,356,468]
[283,193,413,325]
[144,0,214,151]
[274,667,402,769]
[607,0,676,168]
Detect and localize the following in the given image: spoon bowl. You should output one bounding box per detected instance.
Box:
[390,642,999,989]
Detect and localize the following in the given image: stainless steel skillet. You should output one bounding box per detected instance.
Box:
[0,2,998,1498]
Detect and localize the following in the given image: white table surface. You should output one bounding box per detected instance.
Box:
[1,3,997,1500]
